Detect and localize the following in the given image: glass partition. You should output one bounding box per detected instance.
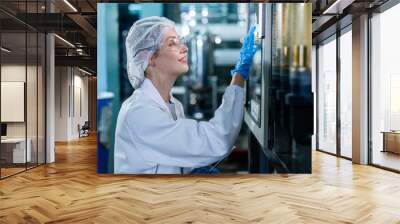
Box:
[0,1,46,179]
[1,30,28,177]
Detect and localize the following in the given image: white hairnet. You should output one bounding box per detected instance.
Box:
[125,16,175,89]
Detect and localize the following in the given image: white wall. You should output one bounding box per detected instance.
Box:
[1,65,38,138]
[1,65,26,135]
[1,63,46,164]
[55,66,68,141]
[71,72,89,138]
[55,67,89,141]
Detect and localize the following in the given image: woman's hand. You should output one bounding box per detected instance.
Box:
[230,26,257,80]
[230,73,245,88]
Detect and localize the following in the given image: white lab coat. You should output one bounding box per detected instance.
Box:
[114,78,244,174]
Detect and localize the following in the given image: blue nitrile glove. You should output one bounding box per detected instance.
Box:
[230,26,258,80]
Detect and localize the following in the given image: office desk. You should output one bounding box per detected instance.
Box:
[382,131,400,154]
[1,138,31,163]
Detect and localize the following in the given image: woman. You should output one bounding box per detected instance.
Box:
[114,16,256,174]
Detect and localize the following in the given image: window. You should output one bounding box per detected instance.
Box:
[339,27,352,158]
[317,35,337,154]
[370,3,400,171]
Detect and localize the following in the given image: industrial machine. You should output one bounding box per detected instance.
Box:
[181,29,217,120]
[245,3,313,173]
[173,3,245,121]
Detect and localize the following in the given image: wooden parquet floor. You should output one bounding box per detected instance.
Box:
[1,134,400,223]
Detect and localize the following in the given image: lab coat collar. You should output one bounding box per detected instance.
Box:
[140,78,177,112]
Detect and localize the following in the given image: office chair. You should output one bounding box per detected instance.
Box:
[78,121,90,138]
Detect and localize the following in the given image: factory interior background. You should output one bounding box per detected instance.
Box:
[0,0,400,222]
[97,3,312,174]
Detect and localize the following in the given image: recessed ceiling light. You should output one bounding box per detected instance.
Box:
[322,0,354,15]
[1,47,11,53]
[54,34,75,48]
[78,67,92,76]
[63,0,78,12]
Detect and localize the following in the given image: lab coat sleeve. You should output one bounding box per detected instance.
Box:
[127,85,245,168]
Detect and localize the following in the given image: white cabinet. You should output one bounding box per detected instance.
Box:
[1,138,32,163]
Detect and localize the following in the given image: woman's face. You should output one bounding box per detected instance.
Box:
[150,27,189,78]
